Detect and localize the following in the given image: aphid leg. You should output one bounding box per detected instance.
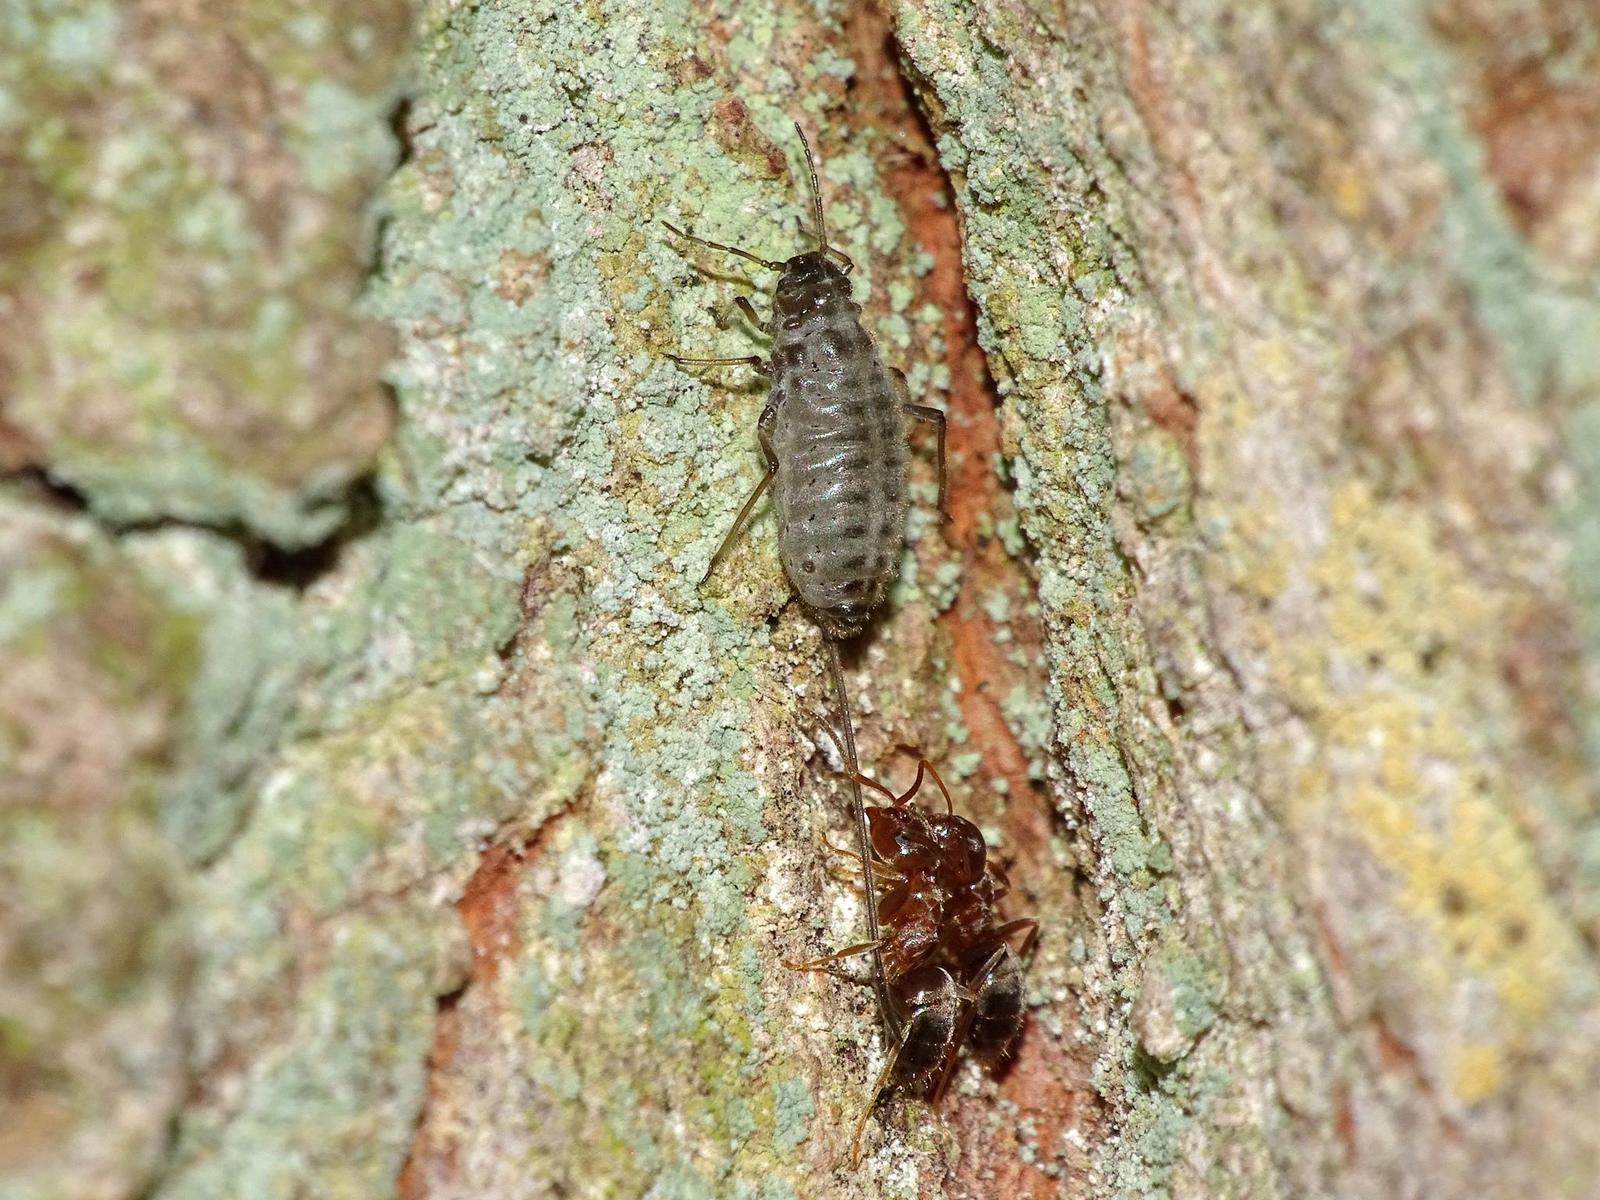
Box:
[733,295,766,330]
[699,464,774,583]
[891,368,950,522]
[818,731,899,809]
[816,725,898,805]
[813,720,847,766]
[825,637,901,1038]
[670,352,769,374]
[782,938,884,972]
[661,220,784,271]
[906,407,950,521]
[700,408,779,585]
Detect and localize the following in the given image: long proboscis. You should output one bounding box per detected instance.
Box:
[824,637,901,1039]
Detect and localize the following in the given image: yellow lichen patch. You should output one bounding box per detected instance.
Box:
[1268,478,1578,1104]
[1199,381,1294,603]
[1325,160,1371,223]
[1317,479,1500,673]
[1347,776,1570,1031]
[1450,1042,1504,1105]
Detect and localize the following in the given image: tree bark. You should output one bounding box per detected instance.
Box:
[5,1,1600,1198]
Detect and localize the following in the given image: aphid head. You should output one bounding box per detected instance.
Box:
[777,249,847,293]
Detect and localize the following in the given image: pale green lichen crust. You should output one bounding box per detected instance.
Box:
[0,1,408,547]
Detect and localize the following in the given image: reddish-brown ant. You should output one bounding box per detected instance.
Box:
[786,757,1038,1163]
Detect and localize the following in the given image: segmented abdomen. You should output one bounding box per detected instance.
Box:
[768,274,907,640]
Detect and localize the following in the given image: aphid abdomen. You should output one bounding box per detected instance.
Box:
[768,254,908,641]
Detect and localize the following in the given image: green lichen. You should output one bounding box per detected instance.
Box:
[1,0,408,547]
[0,496,198,1200]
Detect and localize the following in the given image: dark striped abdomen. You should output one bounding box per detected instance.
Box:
[768,254,908,640]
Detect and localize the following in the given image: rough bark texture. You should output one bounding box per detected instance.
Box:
[4,1,1600,1199]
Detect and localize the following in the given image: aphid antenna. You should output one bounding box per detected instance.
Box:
[793,122,830,253]
[793,122,852,271]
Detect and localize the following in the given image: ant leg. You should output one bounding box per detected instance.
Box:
[991,917,1040,958]
[782,938,884,972]
[670,352,769,374]
[929,949,1003,1107]
[699,407,778,585]
[894,370,950,523]
[851,1037,906,1166]
[820,836,903,887]
[986,860,1012,901]
[820,834,902,878]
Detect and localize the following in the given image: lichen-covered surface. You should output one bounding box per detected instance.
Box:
[0,499,194,1200]
[4,1,1600,1199]
[0,0,407,546]
[889,0,1600,1195]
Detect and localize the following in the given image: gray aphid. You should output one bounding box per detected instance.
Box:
[665,121,947,1036]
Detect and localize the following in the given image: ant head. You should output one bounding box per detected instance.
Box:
[927,813,987,885]
[868,804,937,866]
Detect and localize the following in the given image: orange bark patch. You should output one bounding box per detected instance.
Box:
[396,811,571,1196]
[456,838,534,988]
[495,249,551,306]
[1431,3,1600,254]
[712,95,788,179]
[396,993,461,1200]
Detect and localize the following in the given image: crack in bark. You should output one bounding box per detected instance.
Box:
[396,799,586,1198]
